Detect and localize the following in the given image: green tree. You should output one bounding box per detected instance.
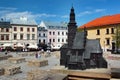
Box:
[112,26,120,53]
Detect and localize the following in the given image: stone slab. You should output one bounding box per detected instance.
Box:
[27,69,67,80]
[4,65,22,75]
[27,59,48,67]
[8,57,25,64]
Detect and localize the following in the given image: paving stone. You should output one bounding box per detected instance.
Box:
[8,57,26,64]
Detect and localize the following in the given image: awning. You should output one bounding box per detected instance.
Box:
[2,43,12,47]
[14,43,25,48]
[28,45,38,49]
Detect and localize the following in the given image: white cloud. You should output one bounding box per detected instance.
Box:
[2,11,33,20]
[95,9,106,12]
[36,13,57,17]
[61,15,69,18]
[3,12,57,20]
[77,8,106,17]
[0,6,57,21]
[0,7,17,11]
[78,11,92,17]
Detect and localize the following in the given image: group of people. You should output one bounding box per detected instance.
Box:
[35,49,51,58]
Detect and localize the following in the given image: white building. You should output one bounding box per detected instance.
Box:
[10,17,38,50]
[38,21,68,50]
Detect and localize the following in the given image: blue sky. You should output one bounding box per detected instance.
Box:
[0,0,120,26]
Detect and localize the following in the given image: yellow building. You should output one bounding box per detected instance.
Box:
[80,14,120,52]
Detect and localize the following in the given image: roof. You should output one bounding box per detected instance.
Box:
[84,39,102,59]
[40,21,67,29]
[38,27,47,31]
[72,32,85,49]
[0,21,11,28]
[10,18,37,26]
[80,14,120,28]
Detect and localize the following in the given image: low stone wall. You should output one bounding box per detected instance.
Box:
[8,57,25,64]
[0,68,4,75]
[0,55,13,60]
[4,65,22,75]
[27,59,48,67]
[18,52,36,57]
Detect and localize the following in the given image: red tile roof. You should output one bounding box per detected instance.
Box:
[80,14,120,29]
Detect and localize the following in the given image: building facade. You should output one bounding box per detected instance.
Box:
[0,21,12,49]
[10,17,38,50]
[80,14,120,52]
[38,21,68,50]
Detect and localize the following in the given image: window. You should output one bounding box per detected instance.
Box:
[39,39,41,43]
[27,34,30,40]
[32,28,35,32]
[43,39,45,43]
[32,34,35,40]
[58,32,60,35]
[62,39,64,42]
[111,28,114,34]
[58,39,60,42]
[97,29,100,35]
[49,32,51,35]
[14,34,17,40]
[43,33,45,37]
[49,39,51,43]
[39,33,41,37]
[106,38,110,45]
[66,32,68,35]
[20,27,23,31]
[14,27,17,31]
[6,28,9,32]
[6,35,9,40]
[66,39,68,42]
[106,28,109,34]
[27,28,30,32]
[53,39,55,42]
[62,32,64,35]
[53,32,55,35]
[20,34,23,40]
[1,28,4,32]
[1,34,4,40]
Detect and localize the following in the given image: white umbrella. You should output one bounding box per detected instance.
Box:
[2,43,12,47]
[28,45,38,49]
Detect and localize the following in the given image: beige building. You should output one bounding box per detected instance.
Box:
[10,17,38,50]
[0,21,12,49]
[80,14,120,52]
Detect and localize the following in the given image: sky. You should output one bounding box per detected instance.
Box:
[0,0,120,26]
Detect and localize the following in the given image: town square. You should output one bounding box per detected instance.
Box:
[0,0,120,80]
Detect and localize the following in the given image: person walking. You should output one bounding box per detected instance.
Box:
[5,50,8,55]
[35,52,38,58]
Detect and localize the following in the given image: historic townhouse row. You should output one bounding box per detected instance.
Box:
[38,21,68,50]
[0,18,68,50]
[0,17,38,50]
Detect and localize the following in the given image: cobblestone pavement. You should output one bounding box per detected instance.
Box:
[0,51,120,80]
[0,51,60,80]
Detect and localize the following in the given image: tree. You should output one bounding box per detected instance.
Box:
[112,26,120,53]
